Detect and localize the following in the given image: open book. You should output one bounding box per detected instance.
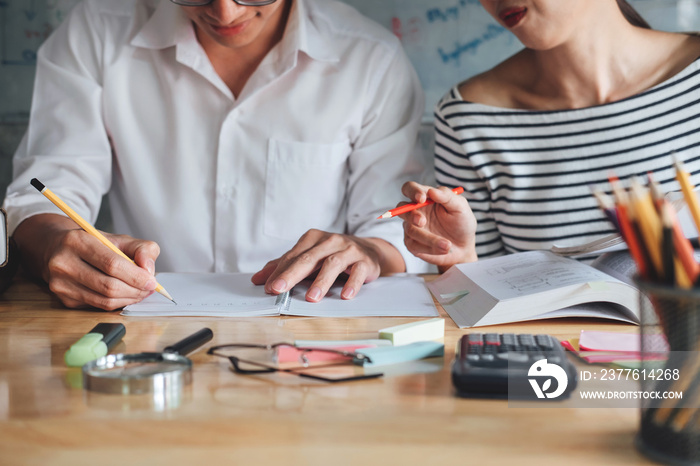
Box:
[122,273,439,318]
[427,250,640,328]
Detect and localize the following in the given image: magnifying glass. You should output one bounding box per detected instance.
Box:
[82,327,213,397]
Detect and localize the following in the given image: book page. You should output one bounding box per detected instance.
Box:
[590,251,637,286]
[428,250,639,328]
[284,275,438,318]
[122,273,280,317]
[460,251,623,301]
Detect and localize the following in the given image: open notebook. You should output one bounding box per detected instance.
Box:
[122,273,439,318]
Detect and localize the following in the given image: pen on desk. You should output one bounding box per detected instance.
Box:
[378,186,465,219]
[30,178,176,304]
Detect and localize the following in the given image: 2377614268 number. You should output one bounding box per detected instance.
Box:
[598,368,680,381]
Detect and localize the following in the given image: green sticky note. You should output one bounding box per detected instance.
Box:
[64,333,109,367]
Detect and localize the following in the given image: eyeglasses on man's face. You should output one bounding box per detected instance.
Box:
[170,0,278,6]
[207,342,384,383]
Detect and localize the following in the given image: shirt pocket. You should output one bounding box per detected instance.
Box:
[264,138,350,240]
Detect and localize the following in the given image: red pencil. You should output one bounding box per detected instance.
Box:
[609,176,650,280]
[378,186,465,219]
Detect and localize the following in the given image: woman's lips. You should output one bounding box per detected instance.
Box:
[499,7,527,28]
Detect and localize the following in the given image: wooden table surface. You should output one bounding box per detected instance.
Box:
[0,276,653,465]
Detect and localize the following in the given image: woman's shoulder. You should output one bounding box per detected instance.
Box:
[456,50,532,108]
[654,31,700,80]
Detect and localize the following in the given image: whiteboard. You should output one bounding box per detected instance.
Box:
[1,0,699,123]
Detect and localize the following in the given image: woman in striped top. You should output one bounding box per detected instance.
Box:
[401,0,700,271]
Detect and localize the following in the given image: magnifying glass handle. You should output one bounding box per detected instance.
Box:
[163,328,213,355]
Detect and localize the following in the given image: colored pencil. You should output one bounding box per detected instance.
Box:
[609,176,650,280]
[378,186,465,219]
[673,154,700,236]
[661,202,677,286]
[591,187,620,232]
[629,178,664,277]
[663,202,699,287]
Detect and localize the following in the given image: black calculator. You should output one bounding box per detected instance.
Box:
[452,333,577,399]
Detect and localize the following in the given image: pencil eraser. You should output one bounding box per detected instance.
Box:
[378,318,445,346]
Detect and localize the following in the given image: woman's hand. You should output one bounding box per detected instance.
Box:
[400,182,478,271]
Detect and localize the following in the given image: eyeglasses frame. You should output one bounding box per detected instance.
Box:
[207,342,383,383]
[170,0,278,7]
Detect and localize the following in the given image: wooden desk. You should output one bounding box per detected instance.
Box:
[0,277,652,465]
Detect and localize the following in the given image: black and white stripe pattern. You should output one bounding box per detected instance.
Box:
[434,59,700,259]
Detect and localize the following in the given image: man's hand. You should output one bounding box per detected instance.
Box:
[400,182,478,271]
[14,214,160,310]
[251,229,405,302]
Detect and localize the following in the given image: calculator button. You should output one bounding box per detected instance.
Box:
[496,352,530,364]
[501,334,517,346]
[518,334,535,346]
[535,334,554,350]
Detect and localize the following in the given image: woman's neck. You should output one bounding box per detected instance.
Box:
[525,13,652,109]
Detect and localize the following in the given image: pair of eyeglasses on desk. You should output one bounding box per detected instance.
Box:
[207,343,384,383]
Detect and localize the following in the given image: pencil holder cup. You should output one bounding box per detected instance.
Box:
[635,278,700,465]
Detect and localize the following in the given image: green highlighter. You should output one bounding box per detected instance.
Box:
[64,323,126,367]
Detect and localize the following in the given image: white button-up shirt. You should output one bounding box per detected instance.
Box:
[4,0,427,273]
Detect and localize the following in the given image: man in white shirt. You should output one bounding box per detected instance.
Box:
[3,0,425,310]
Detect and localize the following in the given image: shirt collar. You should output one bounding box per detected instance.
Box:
[131,0,192,50]
[130,0,339,64]
[289,0,339,64]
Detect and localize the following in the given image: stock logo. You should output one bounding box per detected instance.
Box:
[528,359,569,399]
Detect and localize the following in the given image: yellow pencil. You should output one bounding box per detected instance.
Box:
[30,178,176,304]
[673,154,700,236]
[629,178,664,276]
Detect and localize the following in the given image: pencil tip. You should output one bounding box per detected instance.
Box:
[377,212,391,219]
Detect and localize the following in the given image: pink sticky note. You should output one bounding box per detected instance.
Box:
[578,330,668,353]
